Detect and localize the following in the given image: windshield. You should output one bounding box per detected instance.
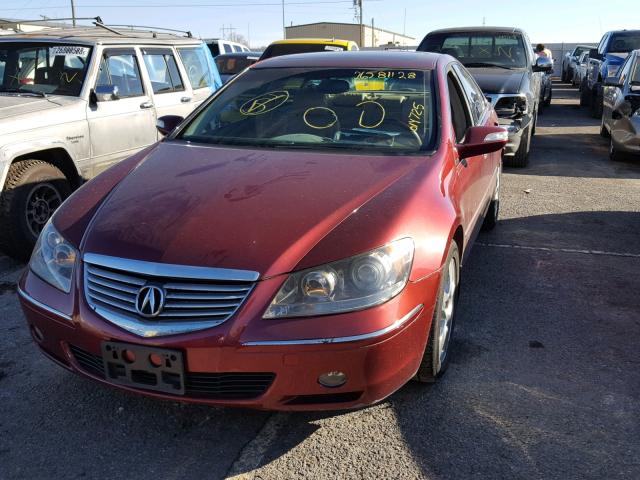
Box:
[178,67,434,155]
[261,43,348,60]
[574,46,590,57]
[0,42,92,96]
[215,55,259,75]
[609,33,640,54]
[419,32,528,69]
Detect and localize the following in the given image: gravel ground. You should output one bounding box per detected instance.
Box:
[1,82,639,479]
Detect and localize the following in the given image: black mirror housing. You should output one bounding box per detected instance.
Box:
[157,115,184,136]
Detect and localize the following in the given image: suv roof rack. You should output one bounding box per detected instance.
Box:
[98,23,193,38]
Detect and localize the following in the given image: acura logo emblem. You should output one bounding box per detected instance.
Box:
[135,285,165,318]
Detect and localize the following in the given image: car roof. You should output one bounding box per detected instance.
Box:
[269,38,354,47]
[425,26,524,35]
[216,52,261,59]
[0,26,204,46]
[253,51,439,70]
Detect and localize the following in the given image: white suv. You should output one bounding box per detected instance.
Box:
[0,25,222,259]
[204,39,251,56]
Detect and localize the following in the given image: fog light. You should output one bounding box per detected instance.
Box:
[318,371,347,388]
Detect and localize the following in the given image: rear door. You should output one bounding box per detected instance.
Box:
[87,48,157,175]
[176,45,220,107]
[141,47,194,129]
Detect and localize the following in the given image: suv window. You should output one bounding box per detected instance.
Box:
[178,46,214,89]
[447,72,472,143]
[97,51,144,97]
[453,64,486,123]
[142,50,184,93]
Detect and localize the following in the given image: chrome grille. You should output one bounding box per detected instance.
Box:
[83,253,258,337]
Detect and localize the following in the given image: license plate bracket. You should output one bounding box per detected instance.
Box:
[101,341,185,395]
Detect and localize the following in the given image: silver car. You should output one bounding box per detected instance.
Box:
[561,45,593,83]
[601,49,640,160]
[573,51,590,87]
[0,25,222,259]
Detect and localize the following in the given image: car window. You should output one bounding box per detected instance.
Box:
[231,45,240,52]
[447,72,472,143]
[608,33,640,54]
[178,46,215,89]
[97,51,144,98]
[209,43,220,57]
[452,64,486,123]
[142,50,185,94]
[178,67,435,155]
[0,43,91,96]
[631,57,640,84]
[419,32,528,69]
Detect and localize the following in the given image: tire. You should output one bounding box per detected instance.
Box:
[482,165,501,231]
[543,87,552,107]
[591,84,603,118]
[609,137,623,161]
[504,124,531,168]
[561,67,568,82]
[600,117,610,138]
[414,242,460,383]
[531,108,538,136]
[579,82,591,107]
[0,160,71,261]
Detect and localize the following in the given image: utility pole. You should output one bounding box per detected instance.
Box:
[70,0,76,26]
[354,0,363,47]
[282,0,286,39]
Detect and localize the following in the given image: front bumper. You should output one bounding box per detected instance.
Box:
[18,269,439,411]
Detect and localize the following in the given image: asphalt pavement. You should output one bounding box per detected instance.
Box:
[1,82,639,479]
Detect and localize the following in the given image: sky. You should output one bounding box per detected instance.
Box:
[3,0,640,48]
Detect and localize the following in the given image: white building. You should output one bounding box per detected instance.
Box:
[285,22,414,49]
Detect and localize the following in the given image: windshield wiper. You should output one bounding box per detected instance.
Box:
[464,62,514,70]
[0,87,47,97]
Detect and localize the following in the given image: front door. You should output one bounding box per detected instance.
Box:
[87,48,157,176]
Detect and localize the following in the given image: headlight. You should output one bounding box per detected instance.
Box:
[29,220,78,293]
[263,238,414,319]
[607,65,620,78]
[494,95,528,119]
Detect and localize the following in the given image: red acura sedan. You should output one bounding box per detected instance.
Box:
[18,52,507,410]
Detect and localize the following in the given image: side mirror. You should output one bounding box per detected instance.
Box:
[604,75,622,88]
[156,115,184,136]
[533,56,553,73]
[456,126,508,159]
[589,48,601,61]
[93,85,119,102]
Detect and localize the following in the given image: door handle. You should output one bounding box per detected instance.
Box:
[140,101,154,109]
[180,97,192,103]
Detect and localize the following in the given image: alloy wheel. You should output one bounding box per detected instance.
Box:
[436,254,458,372]
[25,183,63,238]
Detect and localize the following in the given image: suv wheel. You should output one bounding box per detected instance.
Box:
[579,81,591,107]
[609,138,623,161]
[0,160,71,260]
[414,242,460,383]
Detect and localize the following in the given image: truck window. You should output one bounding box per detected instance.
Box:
[142,51,185,93]
[97,52,144,98]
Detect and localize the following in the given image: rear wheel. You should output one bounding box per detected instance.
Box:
[579,81,591,107]
[414,242,460,383]
[0,160,70,260]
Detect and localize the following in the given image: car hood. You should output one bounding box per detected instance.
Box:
[605,53,629,65]
[81,142,422,278]
[0,94,72,118]
[466,68,526,94]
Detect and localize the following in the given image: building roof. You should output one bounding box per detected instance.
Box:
[0,25,202,46]
[285,22,415,40]
[253,50,439,70]
[269,38,355,47]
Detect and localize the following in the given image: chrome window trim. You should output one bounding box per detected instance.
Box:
[242,304,423,346]
[83,253,260,282]
[17,286,73,322]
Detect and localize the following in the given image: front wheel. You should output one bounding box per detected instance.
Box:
[579,81,591,107]
[0,160,70,260]
[414,242,460,383]
[591,85,603,118]
[482,166,501,231]
[609,137,623,161]
[504,124,531,168]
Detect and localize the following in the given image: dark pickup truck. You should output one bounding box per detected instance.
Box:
[418,27,552,167]
[582,30,640,118]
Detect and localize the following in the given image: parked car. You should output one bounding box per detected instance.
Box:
[204,38,250,57]
[534,48,553,109]
[601,49,640,160]
[18,51,507,411]
[584,30,640,118]
[0,26,222,260]
[215,52,260,83]
[418,27,551,167]
[259,38,359,61]
[573,50,590,87]
[561,45,593,82]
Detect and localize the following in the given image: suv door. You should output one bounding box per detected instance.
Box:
[87,48,157,175]
[141,47,194,127]
[177,45,219,106]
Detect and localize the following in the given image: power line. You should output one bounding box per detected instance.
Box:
[4,0,360,10]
